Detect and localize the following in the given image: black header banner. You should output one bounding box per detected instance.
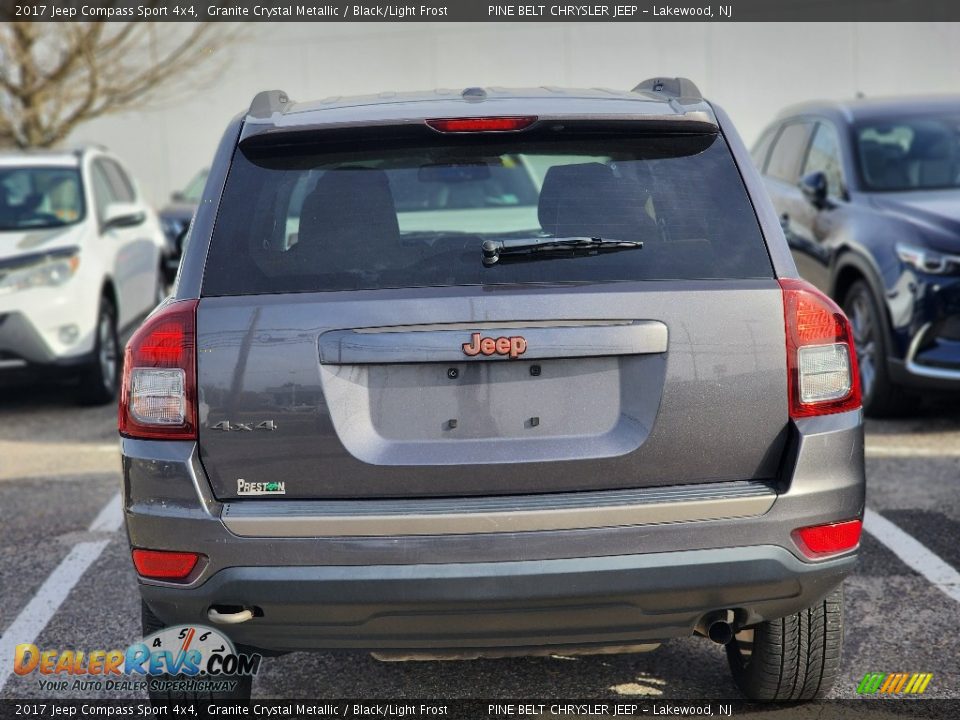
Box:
[3,0,960,22]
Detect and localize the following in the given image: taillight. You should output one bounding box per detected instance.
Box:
[132,549,201,580]
[118,299,199,440]
[779,278,861,418]
[793,519,863,558]
[426,116,537,133]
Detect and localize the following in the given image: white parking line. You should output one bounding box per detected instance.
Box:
[863,508,960,604]
[0,493,122,691]
[0,441,120,481]
[865,444,960,458]
[88,492,123,533]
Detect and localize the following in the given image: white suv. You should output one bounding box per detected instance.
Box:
[0,147,166,404]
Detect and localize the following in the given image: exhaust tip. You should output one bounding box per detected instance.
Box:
[208,605,256,625]
[707,620,734,645]
[696,610,736,645]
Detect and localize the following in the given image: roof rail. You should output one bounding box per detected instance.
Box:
[248,89,293,119]
[632,77,702,101]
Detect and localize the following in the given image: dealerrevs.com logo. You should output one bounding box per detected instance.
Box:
[14,625,260,694]
[857,672,934,695]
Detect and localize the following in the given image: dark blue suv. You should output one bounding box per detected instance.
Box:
[754,97,960,416]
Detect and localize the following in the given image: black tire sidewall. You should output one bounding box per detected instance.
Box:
[77,298,120,405]
[842,280,906,417]
[726,587,844,701]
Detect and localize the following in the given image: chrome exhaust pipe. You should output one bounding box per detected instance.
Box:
[208,605,255,625]
[696,610,735,645]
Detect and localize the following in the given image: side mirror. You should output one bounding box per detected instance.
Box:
[102,202,145,231]
[799,171,829,208]
[171,191,186,203]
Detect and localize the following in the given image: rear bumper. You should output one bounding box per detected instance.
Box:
[139,546,853,654]
[122,409,864,654]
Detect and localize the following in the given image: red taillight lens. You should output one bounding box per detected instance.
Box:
[780,278,861,418]
[426,116,537,133]
[132,549,201,580]
[793,519,863,558]
[139,323,186,364]
[118,299,199,440]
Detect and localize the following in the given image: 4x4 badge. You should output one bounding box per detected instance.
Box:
[462,332,527,359]
[212,420,277,432]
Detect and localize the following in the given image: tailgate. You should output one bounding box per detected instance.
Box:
[196,281,788,500]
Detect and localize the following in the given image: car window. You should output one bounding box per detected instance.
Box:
[202,131,773,296]
[180,169,209,203]
[390,159,537,211]
[803,122,845,198]
[766,122,814,183]
[90,161,117,222]
[751,126,778,171]
[101,159,136,203]
[855,115,960,191]
[0,167,85,231]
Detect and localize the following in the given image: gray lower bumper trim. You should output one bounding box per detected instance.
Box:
[140,545,854,653]
[221,481,777,537]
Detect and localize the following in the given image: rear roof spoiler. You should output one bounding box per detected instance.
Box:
[248,89,293,119]
[240,82,717,143]
[632,77,703,102]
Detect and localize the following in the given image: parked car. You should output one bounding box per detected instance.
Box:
[158,168,207,282]
[753,96,960,416]
[120,80,865,701]
[0,146,167,404]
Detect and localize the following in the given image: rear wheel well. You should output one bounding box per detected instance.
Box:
[832,259,893,339]
[832,264,865,305]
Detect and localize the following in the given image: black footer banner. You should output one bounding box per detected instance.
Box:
[1,699,956,720]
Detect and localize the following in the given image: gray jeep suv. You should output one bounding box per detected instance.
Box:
[120,78,865,701]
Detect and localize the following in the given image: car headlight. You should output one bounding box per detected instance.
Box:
[896,242,960,275]
[0,248,81,295]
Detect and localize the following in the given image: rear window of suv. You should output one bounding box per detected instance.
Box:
[202,129,772,295]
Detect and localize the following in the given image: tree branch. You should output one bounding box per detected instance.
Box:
[0,22,239,149]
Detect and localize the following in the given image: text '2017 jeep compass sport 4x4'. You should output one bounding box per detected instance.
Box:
[120,78,865,702]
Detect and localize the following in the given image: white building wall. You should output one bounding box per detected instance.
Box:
[68,22,960,206]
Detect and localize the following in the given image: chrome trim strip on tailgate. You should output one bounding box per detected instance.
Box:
[319,320,668,365]
[221,481,776,537]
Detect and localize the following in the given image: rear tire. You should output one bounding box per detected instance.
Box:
[726,587,843,701]
[141,600,253,702]
[76,297,119,406]
[842,280,911,417]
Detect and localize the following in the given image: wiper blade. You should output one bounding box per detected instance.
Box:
[481,236,643,266]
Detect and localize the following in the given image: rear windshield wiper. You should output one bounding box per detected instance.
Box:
[481,236,643,267]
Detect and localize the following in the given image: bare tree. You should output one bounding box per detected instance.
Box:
[0,22,236,148]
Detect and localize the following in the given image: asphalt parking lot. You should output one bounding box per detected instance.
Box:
[1,376,959,704]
